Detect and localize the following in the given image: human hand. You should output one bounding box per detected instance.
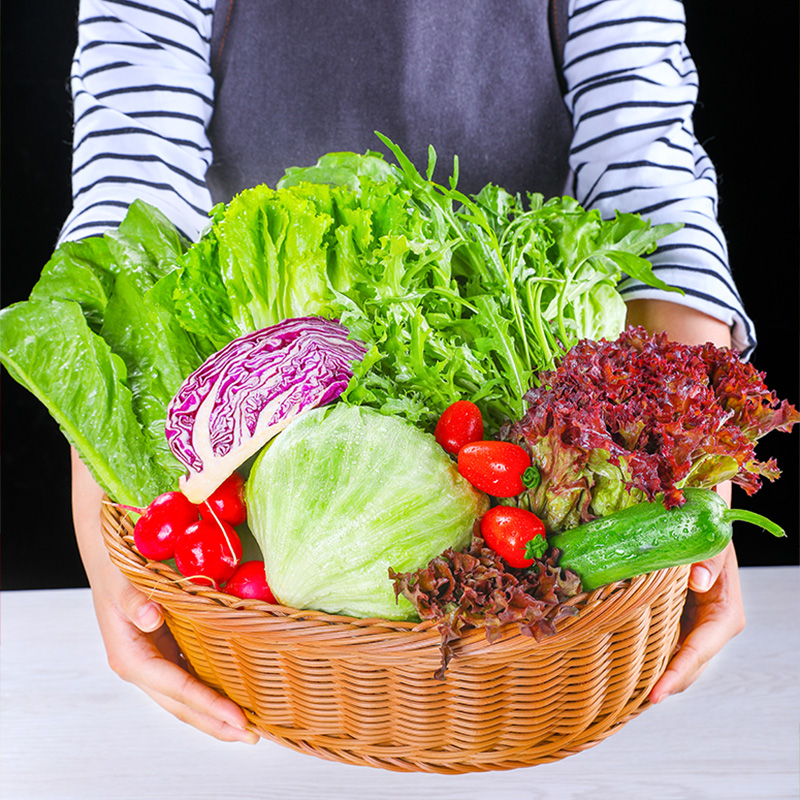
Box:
[71,449,259,744]
[648,480,744,703]
[624,301,745,702]
[649,539,744,704]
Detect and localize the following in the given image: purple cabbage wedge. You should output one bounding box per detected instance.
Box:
[165,316,367,502]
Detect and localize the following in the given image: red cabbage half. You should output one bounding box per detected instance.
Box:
[165,316,367,502]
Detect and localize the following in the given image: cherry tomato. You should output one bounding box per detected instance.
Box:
[434,400,484,455]
[174,518,243,588]
[224,560,277,603]
[201,472,247,526]
[480,505,546,568]
[457,440,532,497]
[133,491,199,560]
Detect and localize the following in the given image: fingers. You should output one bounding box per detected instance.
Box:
[687,546,728,593]
[134,652,259,744]
[71,451,258,744]
[650,543,744,704]
[104,598,259,744]
[114,573,164,633]
[93,563,258,744]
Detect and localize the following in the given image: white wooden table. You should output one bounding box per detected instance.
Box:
[2,566,798,800]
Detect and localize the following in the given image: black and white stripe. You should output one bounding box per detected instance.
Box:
[60,0,215,244]
[60,0,756,356]
[563,0,754,355]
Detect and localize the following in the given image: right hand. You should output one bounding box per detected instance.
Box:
[71,449,259,744]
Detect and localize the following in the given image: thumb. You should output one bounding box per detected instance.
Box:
[115,573,164,632]
[688,541,732,593]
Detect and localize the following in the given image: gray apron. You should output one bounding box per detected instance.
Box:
[207,0,572,204]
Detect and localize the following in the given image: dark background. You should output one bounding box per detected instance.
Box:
[1,3,798,590]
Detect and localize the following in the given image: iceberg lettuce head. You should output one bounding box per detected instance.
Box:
[246,404,488,620]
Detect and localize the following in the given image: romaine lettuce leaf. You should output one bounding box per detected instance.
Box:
[0,299,171,505]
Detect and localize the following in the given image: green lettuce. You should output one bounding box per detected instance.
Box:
[245,404,488,620]
[0,201,208,504]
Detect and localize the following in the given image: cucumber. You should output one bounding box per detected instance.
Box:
[544,487,785,591]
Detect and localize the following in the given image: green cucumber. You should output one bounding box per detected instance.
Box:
[542,487,785,591]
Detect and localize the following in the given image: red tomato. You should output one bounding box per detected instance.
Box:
[457,441,532,497]
[174,518,243,588]
[224,560,277,603]
[133,491,199,560]
[480,505,546,568]
[434,400,484,454]
[201,472,247,526]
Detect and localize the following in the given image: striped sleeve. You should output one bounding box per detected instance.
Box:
[563,0,756,357]
[59,0,217,244]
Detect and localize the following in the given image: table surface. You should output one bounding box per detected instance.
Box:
[1,566,798,800]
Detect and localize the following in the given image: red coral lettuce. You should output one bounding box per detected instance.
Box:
[502,326,799,532]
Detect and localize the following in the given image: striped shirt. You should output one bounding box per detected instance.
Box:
[60,0,756,356]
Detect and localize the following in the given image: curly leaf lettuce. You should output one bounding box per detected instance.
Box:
[504,327,800,532]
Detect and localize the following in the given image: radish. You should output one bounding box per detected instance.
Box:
[133,491,199,560]
[224,561,277,603]
[200,472,247,526]
[174,517,242,588]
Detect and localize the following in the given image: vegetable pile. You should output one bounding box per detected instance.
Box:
[1,136,797,678]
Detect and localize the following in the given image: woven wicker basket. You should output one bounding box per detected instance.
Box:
[101,499,690,774]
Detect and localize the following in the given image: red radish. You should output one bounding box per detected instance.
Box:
[224,561,277,603]
[480,505,546,568]
[457,440,532,497]
[133,491,199,560]
[201,472,247,526]
[174,518,242,588]
[434,400,484,455]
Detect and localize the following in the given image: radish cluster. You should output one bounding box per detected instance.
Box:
[130,472,276,602]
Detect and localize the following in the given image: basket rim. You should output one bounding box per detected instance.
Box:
[100,496,689,649]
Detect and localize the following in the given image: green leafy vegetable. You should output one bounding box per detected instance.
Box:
[176,135,681,434]
[0,299,170,505]
[0,201,207,504]
[0,137,681,505]
[246,404,489,620]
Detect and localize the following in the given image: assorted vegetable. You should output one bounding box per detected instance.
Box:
[503,327,800,533]
[1,136,797,678]
[390,536,581,679]
[165,316,367,502]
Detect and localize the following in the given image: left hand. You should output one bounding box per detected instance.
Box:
[649,538,744,703]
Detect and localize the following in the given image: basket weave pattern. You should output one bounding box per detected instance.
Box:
[101,501,690,773]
